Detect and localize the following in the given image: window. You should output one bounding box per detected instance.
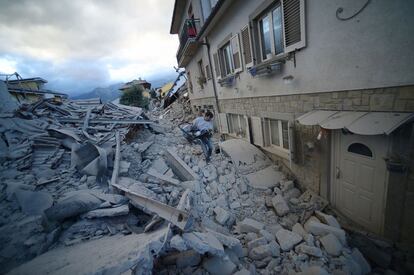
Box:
[200,0,219,22]
[348,143,373,157]
[258,4,283,61]
[220,42,234,76]
[250,0,306,64]
[227,113,248,138]
[267,118,289,150]
[214,34,243,79]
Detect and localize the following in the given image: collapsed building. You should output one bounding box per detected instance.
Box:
[0,78,411,274]
[169,0,414,252]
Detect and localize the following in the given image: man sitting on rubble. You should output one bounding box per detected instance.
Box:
[192,110,214,162]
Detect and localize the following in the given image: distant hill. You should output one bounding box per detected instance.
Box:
[70,72,179,102]
[71,83,123,102]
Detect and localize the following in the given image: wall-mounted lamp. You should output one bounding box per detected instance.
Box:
[283,75,294,85]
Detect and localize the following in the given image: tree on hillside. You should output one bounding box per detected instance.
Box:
[119,85,149,108]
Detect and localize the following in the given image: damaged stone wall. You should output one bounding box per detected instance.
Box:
[265,123,324,195]
[217,85,414,193]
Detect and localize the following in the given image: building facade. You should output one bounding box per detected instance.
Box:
[170,0,414,243]
[5,77,68,103]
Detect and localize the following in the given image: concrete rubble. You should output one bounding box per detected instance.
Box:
[0,95,399,274]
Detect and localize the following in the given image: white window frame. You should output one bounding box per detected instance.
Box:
[250,0,306,65]
[219,41,234,77]
[267,118,290,152]
[257,3,284,62]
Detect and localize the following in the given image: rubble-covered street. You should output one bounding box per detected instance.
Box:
[1,91,400,275]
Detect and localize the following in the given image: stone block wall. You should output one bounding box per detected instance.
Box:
[213,85,414,195]
[189,85,414,243]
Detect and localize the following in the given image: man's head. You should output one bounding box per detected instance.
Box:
[204,110,214,121]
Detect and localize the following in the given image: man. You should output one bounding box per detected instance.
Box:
[192,110,214,162]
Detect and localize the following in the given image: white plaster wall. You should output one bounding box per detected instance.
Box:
[186,0,414,101]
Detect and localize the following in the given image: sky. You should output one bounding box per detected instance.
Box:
[0,0,179,95]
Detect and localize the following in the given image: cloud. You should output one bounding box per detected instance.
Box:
[0,0,179,94]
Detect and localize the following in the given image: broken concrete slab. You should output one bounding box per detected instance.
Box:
[292,223,307,239]
[351,248,371,275]
[147,168,181,186]
[214,206,230,225]
[71,142,107,179]
[305,220,347,245]
[320,233,343,256]
[182,232,224,256]
[315,211,341,229]
[295,244,323,257]
[14,189,53,216]
[248,243,275,260]
[164,148,198,181]
[112,181,192,231]
[170,235,188,252]
[8,226,169,275]
[202,255,236,275]
[238,218,265,233]
[175,250,201,268]
[272,194,290,216]
[244,165,284,189]
[219,139,271,172]
[150,157,170,174]
[205,229,243,257]
[82,205,129,219]
[233,269,250,275]
[44,191,102,221]
[247,237,268,250]
[275,229,303,251]
[296,266,330,275]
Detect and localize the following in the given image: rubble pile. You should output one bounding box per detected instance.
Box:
[1,97,381,274]
[155,96,194,124]
[0,98,155,273]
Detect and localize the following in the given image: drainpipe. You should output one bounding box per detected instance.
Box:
[202,37,220,114]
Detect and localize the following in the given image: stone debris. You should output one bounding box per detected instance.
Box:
[275,228,303,251]
[272,194,290,216]
[170,235,187,251]
[1,95,390,275]
[320,233,343,256]
[238,218,265,233]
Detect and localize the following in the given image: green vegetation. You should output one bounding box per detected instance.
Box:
[119,85,149,108]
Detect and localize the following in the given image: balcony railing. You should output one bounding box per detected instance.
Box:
[176,19,201,67]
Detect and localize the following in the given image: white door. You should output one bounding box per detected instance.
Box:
[333,132,389,234]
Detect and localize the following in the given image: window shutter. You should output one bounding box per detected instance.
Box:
[205,64,211,79]
[230,34,242,73]
[244,115,251,143]
[218,113,229,134]
[282,0,306,53]
[263,119,271,147]
[251,116,264,147]
[241,25,253,68]
[288,121,296,162]
[213,52,221,79]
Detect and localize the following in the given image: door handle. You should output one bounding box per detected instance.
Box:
[336,167,340,179]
